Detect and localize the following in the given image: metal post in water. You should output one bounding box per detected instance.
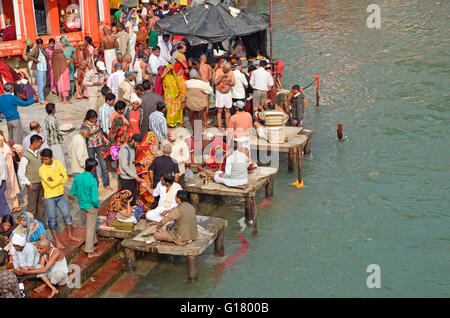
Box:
[337,122,343,140]
[316,73,320,107]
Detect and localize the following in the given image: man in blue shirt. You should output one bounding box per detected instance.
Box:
[70,158,101,258]
[0,83,36,144]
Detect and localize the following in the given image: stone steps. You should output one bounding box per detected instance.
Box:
[100,254,158,298]
[26,237,120,298]
[70,257,125,298]
[23,226,86,296]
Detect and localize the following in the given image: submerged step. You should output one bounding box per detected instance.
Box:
[70,257,125,298]
[27,238,119,298]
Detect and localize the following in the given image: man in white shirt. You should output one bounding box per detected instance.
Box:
[17,134,46,225]
[231,61,248,105]
[0,152,12,219]
[11,234,41,283]
[107,63,125,99]
[158,34,172,65]
[185,75,213,129]
[22,121,49,153]
[148,45,166,81]
[68,126,90,176]
[145,173,182,222]
[213,140,249,187]
[249,60,274,110]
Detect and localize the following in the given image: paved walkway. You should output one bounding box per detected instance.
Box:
[0,93,117,233]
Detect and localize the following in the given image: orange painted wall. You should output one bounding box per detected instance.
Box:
[22,0,37,40]
[48,0,60,34]
[2,0,15,25]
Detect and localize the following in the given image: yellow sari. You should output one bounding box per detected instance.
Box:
[163,64,184,127]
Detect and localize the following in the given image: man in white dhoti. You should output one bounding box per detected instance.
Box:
[214,140,249,187]
[100,27,118,74]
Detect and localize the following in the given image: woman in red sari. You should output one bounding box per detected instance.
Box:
[135,132,159,211]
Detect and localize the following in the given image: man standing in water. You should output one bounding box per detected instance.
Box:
[285,85,305,128]
[214,62,235,130]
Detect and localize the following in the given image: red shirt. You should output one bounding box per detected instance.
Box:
[2,25,16,42]
[276,60,285,77]
[129,109,141,135]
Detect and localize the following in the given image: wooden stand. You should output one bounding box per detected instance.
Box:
[186,256,198,282]
[304,140,311,156]
[288,147,295,172]
[214,228,225,257]
[124,248,136,273]
[245,197,257,234]
[190,193,200,211]
[265,176,274,198]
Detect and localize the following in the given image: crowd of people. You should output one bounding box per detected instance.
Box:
[0,0,307,298]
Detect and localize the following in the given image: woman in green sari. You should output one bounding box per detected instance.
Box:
[60,37,76,97]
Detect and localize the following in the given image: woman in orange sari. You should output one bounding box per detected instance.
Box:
[135,132,159,211]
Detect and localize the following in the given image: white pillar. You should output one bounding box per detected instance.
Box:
[13,0,22,40]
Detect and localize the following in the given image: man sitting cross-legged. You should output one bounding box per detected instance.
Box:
[153,190,198,246]
[15,239,68,298]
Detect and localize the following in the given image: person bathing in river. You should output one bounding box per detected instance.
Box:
[285,85,305,128]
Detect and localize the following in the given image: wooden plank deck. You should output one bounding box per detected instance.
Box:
[202,126,313,171]
[97,218,149,239]
[121,216,227,281]
[183,166,277,234]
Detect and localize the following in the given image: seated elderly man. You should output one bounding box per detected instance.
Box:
[11,233,40,283]
[254,100,289,144]
[15,239,68,298]
[0,250,21,298]
[213,140,248,187]
[146,173,182,223]
[162,129,190,176]
[154,190,198,245]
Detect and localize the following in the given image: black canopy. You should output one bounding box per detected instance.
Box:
[155,0,270,46]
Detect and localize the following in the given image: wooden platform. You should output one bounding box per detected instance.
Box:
[97,218,149,239]
[184,166,277,234]
[203,126,313,172]
[121,215,227,281]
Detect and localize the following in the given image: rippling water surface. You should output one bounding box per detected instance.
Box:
[128,0,450,297]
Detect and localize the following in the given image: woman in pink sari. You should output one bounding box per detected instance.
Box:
[51,43,71,104]
[154,65,166,97]
[45,38,57,95]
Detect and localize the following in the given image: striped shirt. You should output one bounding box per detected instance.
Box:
[99,103,114,135]
[36,49,47,72]
[148,111,168,143]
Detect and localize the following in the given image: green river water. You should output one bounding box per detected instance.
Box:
[127,0,449,297]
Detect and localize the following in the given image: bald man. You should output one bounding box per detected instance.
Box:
[214,62,235,129]
[2,19,16,42]
[22,121,49,152]
[16,239,68,298]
